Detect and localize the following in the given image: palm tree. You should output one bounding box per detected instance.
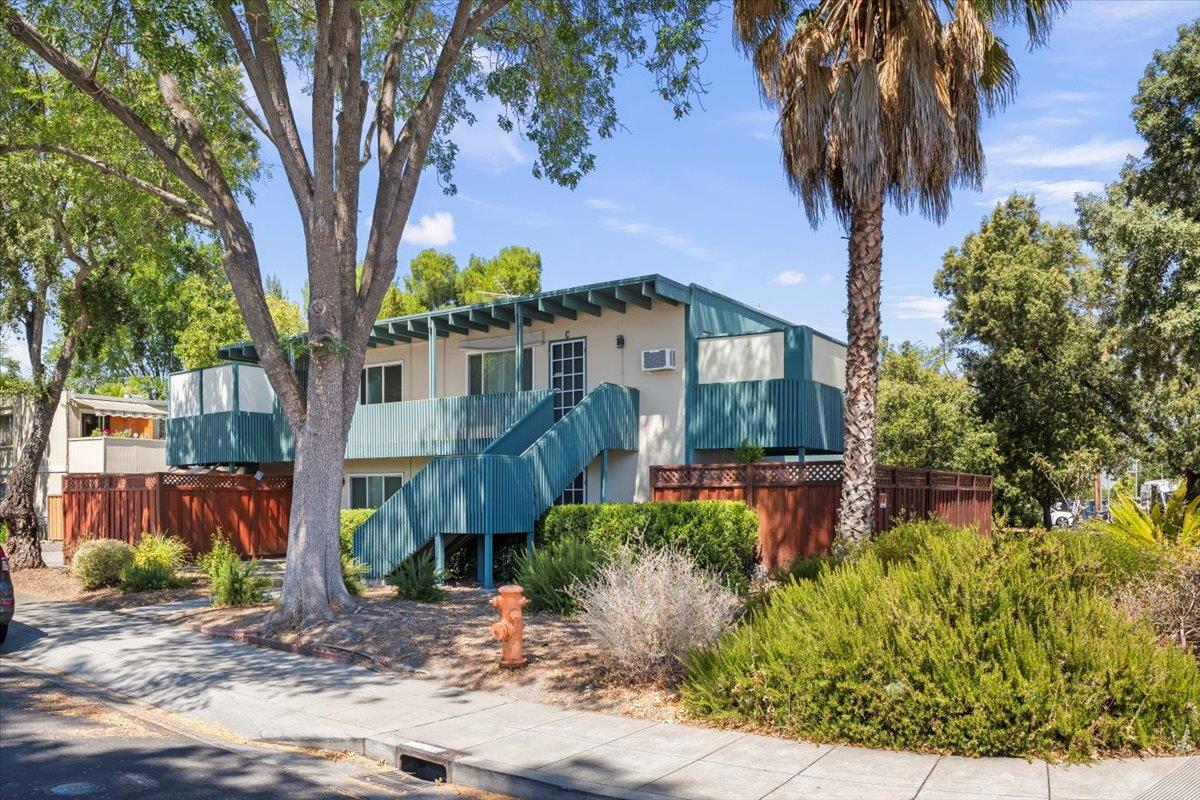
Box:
[734,0,1065,546]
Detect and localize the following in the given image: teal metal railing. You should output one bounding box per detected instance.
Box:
[346,390,552,458]
[688,378,844,452]
[167,371,553,465]
[352,382,639,577]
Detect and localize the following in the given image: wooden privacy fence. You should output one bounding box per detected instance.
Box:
[62,472,292,559]
[651,462,993,572]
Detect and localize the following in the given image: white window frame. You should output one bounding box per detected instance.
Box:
[359,360,404,406]
[345,472,406,509]
[556,469,587,506]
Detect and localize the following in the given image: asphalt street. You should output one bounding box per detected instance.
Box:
[0,660,492,800]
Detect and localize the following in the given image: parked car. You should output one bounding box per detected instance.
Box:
[1049,504,1076,528]
[0,544,12,643]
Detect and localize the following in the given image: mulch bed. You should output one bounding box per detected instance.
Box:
[11,567,209,610]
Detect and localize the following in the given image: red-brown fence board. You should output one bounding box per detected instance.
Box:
[651,463,992,572]
[63,473,292,559]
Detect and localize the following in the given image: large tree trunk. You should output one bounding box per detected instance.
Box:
[836,194,885,548]
[0,397,54,569]
[261,352,357,632]
[1185,469,1199,505]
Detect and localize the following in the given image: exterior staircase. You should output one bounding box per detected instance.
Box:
[352,383,639,579]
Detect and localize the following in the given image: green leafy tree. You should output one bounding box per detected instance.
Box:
[732,0,1064,547]
[0,29,255,567]
[378,246,542,316]
[3,0,715,627]
[176,263,305,371]
[1077,22,1200,500]
[876,341,1036,525]
[935,195,1122,527]
[460,245,541,304]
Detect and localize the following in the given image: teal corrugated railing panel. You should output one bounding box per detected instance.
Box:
[523,383,639,512]
[482,393,555,456]
[166,410,294,466]
[353,383,639,576]
[346,390,553,459]
[689,378,844,452]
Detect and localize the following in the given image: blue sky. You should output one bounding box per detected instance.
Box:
[3,1,1196,373]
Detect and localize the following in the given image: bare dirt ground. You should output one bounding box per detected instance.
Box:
[11,566,209,610]
[175,586,687,722]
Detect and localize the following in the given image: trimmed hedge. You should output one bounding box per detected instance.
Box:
[683,522,1200,760]
[72,539,134,589]
[539,500,758,590]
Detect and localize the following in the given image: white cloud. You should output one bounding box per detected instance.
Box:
[452,106,528,174]
[991,136,1143,169]
[402,212,456,247]
[1025,90,1100,108]
[820,273,835,284]
[601,217,718,263]
[989,179,1106,208]
[775,270,807,286]
[891,296,948,322]
[1068,0,1197,28]
[585,198,624,212]
[726,109,777,142]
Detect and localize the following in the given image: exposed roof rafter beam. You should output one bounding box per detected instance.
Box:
[614,284,652,309]
[646,280,679,306]
[539,297,575,320]
[519,301,554,323]
[469,309,506,330]
[562,294,602,317]
[384,323,415,342]
[589,289,625,313]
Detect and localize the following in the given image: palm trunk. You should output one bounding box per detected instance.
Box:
[1185,469,1199,505]
[836,193,885,547]
[260,351,357,632]
[0,397,54,569]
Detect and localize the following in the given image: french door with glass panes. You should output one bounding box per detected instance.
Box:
[550,337,587,504]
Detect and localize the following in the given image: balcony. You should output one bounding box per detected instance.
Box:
[166,363,555,466]
[689,378,844,453]
[68,435,167,474]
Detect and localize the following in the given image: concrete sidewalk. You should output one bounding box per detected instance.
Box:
[3,595,1196,800]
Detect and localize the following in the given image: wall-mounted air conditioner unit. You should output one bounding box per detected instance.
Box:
[641,348,677,372]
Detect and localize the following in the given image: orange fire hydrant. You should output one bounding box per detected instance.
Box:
[489,585,528,668]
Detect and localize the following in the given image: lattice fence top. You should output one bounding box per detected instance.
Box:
[652,463,991,489]
[65,472,292,491]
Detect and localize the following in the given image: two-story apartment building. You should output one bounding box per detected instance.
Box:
[0,392,168,536]
[164,275,846,584]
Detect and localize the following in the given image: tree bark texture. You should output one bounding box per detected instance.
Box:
[0,396,53,569]
[836,193,885,546]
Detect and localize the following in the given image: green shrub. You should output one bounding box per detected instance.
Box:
[120,562,184,592]
[339,509,374,594]
[209,556,272,607]
[683,524,1200,760]
[120,533,187,593]
[539,501,759,591]
[516,536,606,614]
[1105,487,1200,548]
[387,549,447,602]
[71,539,134,589]
[196,529,239,579]
[733,439,764,464]
[131,532,189,570]
[197,529,270,606]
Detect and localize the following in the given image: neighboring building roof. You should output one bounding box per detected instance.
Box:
[216,273,845,362]
[70,395,166,419]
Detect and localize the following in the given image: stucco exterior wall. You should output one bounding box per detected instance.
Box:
[697,331,785,384]
[811,333,847,390]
